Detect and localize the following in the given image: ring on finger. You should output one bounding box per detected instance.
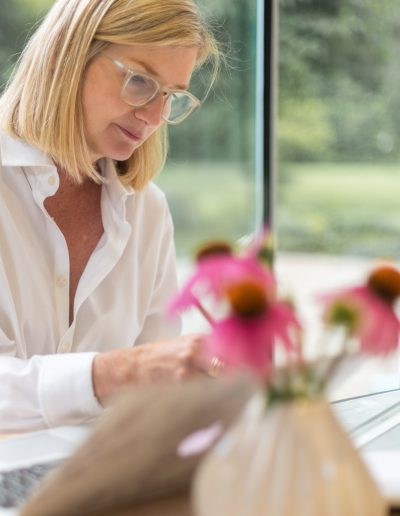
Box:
[208,356,224,378]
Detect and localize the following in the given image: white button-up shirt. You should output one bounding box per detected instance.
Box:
[0,131,181,431]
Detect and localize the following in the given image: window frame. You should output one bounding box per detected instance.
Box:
[260,0,276,230]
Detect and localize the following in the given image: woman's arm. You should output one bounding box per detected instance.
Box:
[0,345,102,432]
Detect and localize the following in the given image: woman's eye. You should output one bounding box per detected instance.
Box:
[130,74,147,86]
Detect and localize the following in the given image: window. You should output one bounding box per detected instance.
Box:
[276,0,400,398]
[156,0,262,255]
[155,0,264,331]
[0,2,51,87]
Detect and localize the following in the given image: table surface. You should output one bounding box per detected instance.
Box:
[3,389,400,516]
[67,391,400,516]
[88,491,400,516]
[91,491,192,516]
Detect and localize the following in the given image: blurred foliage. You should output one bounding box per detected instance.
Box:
[0,0,52,88]
[279,0,400,162]
[158,162,254,253]
[278,98,334,161]
[169,0,257,166]
[277,162,400,258]
[277,0,400,257]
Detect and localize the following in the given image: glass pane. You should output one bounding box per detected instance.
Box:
[0,1,52,88]
[276,0,400,398]
[156,1,259,256]
[155,0,261,331]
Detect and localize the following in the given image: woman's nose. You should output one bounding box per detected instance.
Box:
[133,93,165,127]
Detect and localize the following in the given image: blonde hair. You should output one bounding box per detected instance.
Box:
[0,0,220,189]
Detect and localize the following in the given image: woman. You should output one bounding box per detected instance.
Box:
[0,0,220,431]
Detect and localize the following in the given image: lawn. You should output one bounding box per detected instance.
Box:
[277,162,400,257]
[156,161,256,256]
[155,160,400,259]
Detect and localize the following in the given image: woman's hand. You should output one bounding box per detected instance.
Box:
[92,334,209,406]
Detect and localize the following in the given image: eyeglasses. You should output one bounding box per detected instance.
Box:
[103,54,201,125]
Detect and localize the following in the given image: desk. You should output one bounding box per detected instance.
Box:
[2,388,400,516]
[85,491,400,516]
[92,388,400,516]
[91,491,191,516]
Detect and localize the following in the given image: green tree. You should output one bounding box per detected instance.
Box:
[169,0,258,167]
[279,0,400,161]
[0,0,52,89]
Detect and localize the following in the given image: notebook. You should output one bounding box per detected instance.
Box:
[332,388,400,507]
[0,426,92,516]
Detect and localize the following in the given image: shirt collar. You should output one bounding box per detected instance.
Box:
[0,131,135,200]
[97,158,135,205]
[0,131,55,169]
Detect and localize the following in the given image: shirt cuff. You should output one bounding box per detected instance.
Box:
[38,352,103,427]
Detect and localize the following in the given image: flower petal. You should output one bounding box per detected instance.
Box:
[320,285,400,355]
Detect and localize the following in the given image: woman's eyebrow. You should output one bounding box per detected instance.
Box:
[125,57,189,90]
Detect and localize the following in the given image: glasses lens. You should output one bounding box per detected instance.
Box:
[122,72,158,106]
[163,92,197,123]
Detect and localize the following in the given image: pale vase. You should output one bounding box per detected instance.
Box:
[193,393,386,516]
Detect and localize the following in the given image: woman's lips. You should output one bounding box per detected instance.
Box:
[116,124,142,142]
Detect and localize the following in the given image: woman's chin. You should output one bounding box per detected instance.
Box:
[95,144,138,163]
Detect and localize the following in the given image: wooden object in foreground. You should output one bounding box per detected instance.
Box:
[90,491,192,516]
[21,374,256,516]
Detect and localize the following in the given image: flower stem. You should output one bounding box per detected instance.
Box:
[194,299,215,326]
[323,351,348,386]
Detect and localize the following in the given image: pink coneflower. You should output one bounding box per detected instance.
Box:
[206,280,300,378]
[322,264,400,354]
[168,241,275,320]
[169,239,300,377]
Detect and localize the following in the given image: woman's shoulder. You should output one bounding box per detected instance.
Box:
[0,130,52,168]
[125,181,174,234]
[136,181,169,211]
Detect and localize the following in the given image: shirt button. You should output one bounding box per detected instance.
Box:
[60,342,70,353]
[56,276,67,288]
[48,175,56,186]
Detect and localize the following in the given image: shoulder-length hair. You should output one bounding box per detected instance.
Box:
[0,0,220,189]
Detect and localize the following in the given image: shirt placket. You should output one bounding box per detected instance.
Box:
[71,159,134,322]
[72,188,132,321]
[30,167,72,352]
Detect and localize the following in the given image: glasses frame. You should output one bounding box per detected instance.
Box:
[103,54,201,125]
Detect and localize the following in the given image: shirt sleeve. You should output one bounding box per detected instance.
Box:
[0,333,102,432]
[134,196,182,345]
